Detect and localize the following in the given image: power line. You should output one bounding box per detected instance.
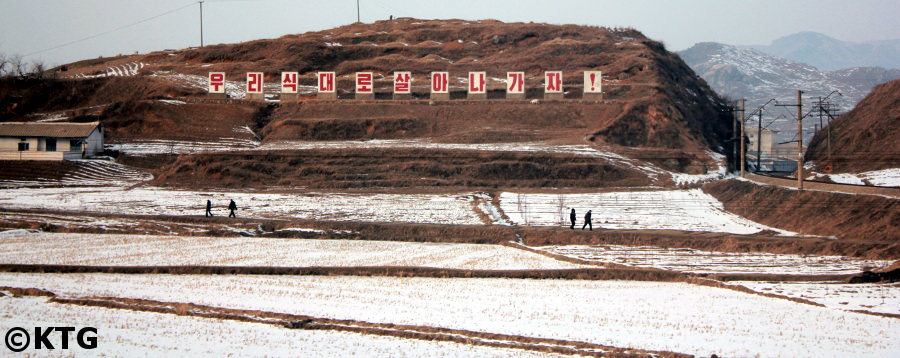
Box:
[23,2,197,58]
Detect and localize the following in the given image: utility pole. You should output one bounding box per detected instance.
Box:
[740,99,746,177]
[732,101,738,171]
[796,90,804,189]
[775,90,805,189]
[817,97,824,131]
[199,1,204,47]
[756,107,763,172]
[357,0,360,23]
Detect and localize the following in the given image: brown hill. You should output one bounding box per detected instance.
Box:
[50,19,730,153]
[2,19,735,190]
[806,79,900,173]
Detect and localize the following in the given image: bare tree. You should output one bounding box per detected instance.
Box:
[556,194,567,226]
[29,59,45,79]
[0,53,8,77]
[10,54,26,79]
[516,193,529,226]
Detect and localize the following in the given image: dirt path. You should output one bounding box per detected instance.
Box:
[743,173,900,198]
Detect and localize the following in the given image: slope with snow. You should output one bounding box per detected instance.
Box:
[1,273,896,358]
[0,233,589,270]
[498,189,795,235]
[0,296,545,358]
[534,244,891,275]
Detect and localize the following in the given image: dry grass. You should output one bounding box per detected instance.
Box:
[151,147,652,190]
[703,179,900,244]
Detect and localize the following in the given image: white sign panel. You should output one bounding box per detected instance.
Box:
[246,72,263,94]
[468,72,486,94]
[394,71,411,94]
[317,72,335,93]
[583,71,602,94]
[281,72,298,93]
[544,71,563,94]
[506,72,525,94]
[356,72,374,93]
[208,72,225,94]
[431,72,449,94]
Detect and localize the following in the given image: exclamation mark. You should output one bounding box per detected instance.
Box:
[590,73,596,91]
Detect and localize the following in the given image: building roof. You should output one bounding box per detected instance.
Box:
[0,122,100,138]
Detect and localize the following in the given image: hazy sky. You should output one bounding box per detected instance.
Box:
[2,0,899,66]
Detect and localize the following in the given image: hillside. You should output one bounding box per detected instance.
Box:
[73,19,728,150]
[1,19,735,190]
[806,79,900,173]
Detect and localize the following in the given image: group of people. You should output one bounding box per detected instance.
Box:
[205,199,238,218]
[569,208,593,230]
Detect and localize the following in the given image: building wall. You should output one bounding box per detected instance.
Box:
[745,127,774,156]
[0,129,102,160]
[0,137,38,152]
[0,137,20,151]
[85,129,103,156]
[0,150,64,161]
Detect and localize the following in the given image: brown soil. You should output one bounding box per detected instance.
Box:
[102,100,263,142]
[703,179,899,243]
[264,101,604,143]
[151,148,652,189]
[806,79,900,173]
[0,76,200,121]
[2,208,896,260]
[48,18,733,158]
[0,264,685,282]
[0,160,83,182]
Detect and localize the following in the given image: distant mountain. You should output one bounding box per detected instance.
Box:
[679,42,900,111]
[747,32,900,71]
[678,42,900,142]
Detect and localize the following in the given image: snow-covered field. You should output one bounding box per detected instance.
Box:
[807,167,900,187]
[0,212,263,236]
[1,274,896,358]
[499,189,795,235]
[0,185,803,235]
[0,186,798,235]
[736,281,900,316]
[0,187,484,225]
[535,244,892,275]
[860,168,900,187]
[106,138,259,156]
[0,233,589,270]
[0,296,547,358]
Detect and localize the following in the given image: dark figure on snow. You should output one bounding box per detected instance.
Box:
[582,210,592,231]
[205,199,213,217]
[569,208,576,229]
[228,199,237,218]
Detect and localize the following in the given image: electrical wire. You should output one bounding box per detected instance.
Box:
[23,2,198,58]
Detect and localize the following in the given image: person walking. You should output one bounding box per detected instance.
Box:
[582,210,592,231]
[205,199,213,217]
[569,208,576,230]
[228,199,237,218]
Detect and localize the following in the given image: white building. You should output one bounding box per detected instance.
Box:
[0,121,104,161]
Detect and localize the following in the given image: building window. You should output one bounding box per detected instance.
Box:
[46,138,56,152]
[18,142,29,151]
[70,140,82,152]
